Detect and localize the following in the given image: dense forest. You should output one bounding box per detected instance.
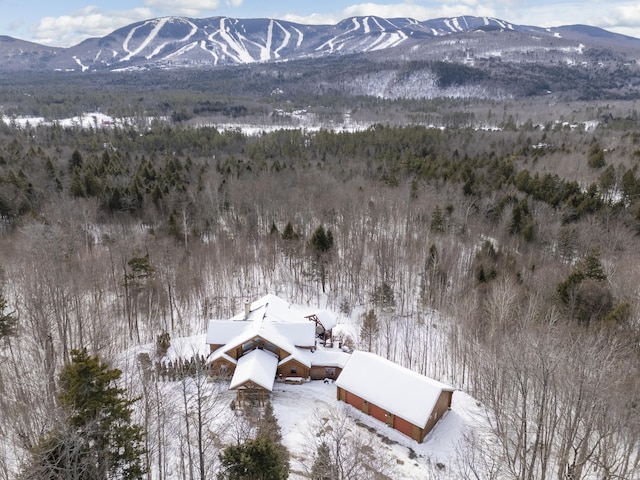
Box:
[1,81,640,479]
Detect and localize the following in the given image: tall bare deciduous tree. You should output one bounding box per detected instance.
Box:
[305,406,397,480]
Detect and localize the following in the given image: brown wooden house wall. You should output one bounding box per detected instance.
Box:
[337,386,347,402]
[277,358,310,378]
[336,386,452,443]
[343,389,364,410]
[394,415,416,439]
[369,402,388,424]
[225,336,292,361]
[418,390,453,442]
[210,357,236,377]
[310,365,342,380]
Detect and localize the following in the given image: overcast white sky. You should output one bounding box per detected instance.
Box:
[2,0,640,47]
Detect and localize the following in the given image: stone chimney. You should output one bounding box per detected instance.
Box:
[244,300,250,320]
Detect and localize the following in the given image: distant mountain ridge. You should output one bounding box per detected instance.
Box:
[1,15,639,72]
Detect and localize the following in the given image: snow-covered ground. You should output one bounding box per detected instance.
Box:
[0,111,370,136]
[0,112,156,129]
[1,109,602,136]
[129,332,494,479]
[273,381,489,479]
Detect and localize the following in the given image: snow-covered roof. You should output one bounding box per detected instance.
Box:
[207,294,317,351]
[229,349,278,391]
[314,310,337,330]
[206,294,348,382]
[271,322,315,347]
[229,294,298,323]
[301,348,351,368]
[206,318,314,348]
[207,349,238,365]
[206,320,251,345]
[220,320,311,357]
[278,353,311,369]
[335,351,454,428]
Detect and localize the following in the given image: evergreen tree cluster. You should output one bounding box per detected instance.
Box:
[24,349,145,480]
[556,249,627,327]
[3,120,640,240]
[218,402,289,480]
[0,290,17,340]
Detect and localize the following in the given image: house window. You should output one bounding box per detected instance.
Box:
[325,368,335,376]
[290,367,297,374]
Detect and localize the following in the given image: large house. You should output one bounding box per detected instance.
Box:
[335,350,454,443]
[206,294,349,406]
[206,294,453,443]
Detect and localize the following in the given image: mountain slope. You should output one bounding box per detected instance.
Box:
[0,36,63,70]
[2,15,640,102]
[2,15,640,73]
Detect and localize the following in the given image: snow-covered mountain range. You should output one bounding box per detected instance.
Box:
[2,15,640,72]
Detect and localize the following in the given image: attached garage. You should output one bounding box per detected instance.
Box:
[335,350,454,443]
[345,390,364,410]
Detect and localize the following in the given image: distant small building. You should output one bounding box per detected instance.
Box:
[206,294,349,406]
[335,350,454,443]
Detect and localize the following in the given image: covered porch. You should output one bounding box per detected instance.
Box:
[229,348,278,408]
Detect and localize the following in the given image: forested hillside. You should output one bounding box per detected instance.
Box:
[1,89,639,478]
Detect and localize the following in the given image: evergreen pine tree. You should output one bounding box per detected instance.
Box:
[69,149,84,172]
[25,348,145,479]
[256,402,290,478]
[580,248,607,281]
[70,172,87,198]
[360,309,379,352]
[0,291,17,340]
[309,225,334,293]
[218,402,289,480]
[218,437,288,480]
[587,141,606,169]
[281,221,299,240]
[430,205,445,232]
[256,401,283,444]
